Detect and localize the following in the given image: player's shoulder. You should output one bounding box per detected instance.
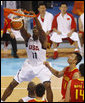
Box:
[46,11,54,17]
[54,12,61,18]
[64,66,69,71]
[55,12,61,16]
[66,12,74,18]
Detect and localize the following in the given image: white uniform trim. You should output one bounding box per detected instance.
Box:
[22,96,35,102]
[38,11,54,33]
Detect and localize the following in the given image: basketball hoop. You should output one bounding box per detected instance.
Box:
[5,8,36,30]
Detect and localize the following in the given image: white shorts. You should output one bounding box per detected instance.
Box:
[14,59,52,83]
[50,32,79,43]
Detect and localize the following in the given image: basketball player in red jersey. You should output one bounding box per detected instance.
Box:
[28,83,47,102]
[44,52,82,101]
[1,11,53,102]
[65,63,84,102]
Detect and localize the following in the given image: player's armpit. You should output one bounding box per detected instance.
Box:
[72,72,79,79]
[64,80,71,102]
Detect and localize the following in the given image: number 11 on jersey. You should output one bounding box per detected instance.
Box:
[32,52,37,59]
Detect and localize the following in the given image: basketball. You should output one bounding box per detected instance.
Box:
[11,19,23,30]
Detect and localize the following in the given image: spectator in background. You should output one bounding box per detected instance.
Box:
[65,63,84,102]
[18,82,36,102]
[50,2,81,59]
[28,83,47,102]
[72,1,84,16]
[79,13,84,56]
[1,9,19,58]
[33,3,54,49]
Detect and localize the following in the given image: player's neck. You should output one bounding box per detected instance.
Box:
[36,96,43,101]
[69,64,76,70]
[61,12,66,17]
[28,94,35,98]
[40,13,45,18]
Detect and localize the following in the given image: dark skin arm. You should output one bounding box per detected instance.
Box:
[44,61,67,78]
[20,20,31,44]
[31,11,47,49]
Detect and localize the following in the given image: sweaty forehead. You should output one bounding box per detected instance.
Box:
[39,5,46,8]
[61,4,67,7]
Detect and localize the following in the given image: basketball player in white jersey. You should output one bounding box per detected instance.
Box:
[1,11,53,102]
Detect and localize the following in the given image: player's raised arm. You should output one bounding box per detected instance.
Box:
[33,13,47,49]
[20,20,31,42]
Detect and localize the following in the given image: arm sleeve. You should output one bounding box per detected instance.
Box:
[71,15,76,30]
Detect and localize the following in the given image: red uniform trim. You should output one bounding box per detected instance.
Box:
[28,99,47,102]
[33,13,45,27]
[51,13,60,30]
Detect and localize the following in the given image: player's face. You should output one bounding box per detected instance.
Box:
[38,5,46,14]
[68,54,77,64]
[59,4,68,14]
[33,27,39,41]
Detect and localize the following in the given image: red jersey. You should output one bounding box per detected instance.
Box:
[61,66,79,99]
[3,17,11,34]
[28,98,47,102]
[70,79,84,102]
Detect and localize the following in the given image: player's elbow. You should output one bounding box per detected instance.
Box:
[55,72,60,78]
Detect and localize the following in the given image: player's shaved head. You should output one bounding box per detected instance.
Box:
[27,82,36,96]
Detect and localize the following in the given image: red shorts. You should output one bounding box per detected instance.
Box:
[62,37,74,45]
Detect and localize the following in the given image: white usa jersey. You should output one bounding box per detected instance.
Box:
[26,37,46,66]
